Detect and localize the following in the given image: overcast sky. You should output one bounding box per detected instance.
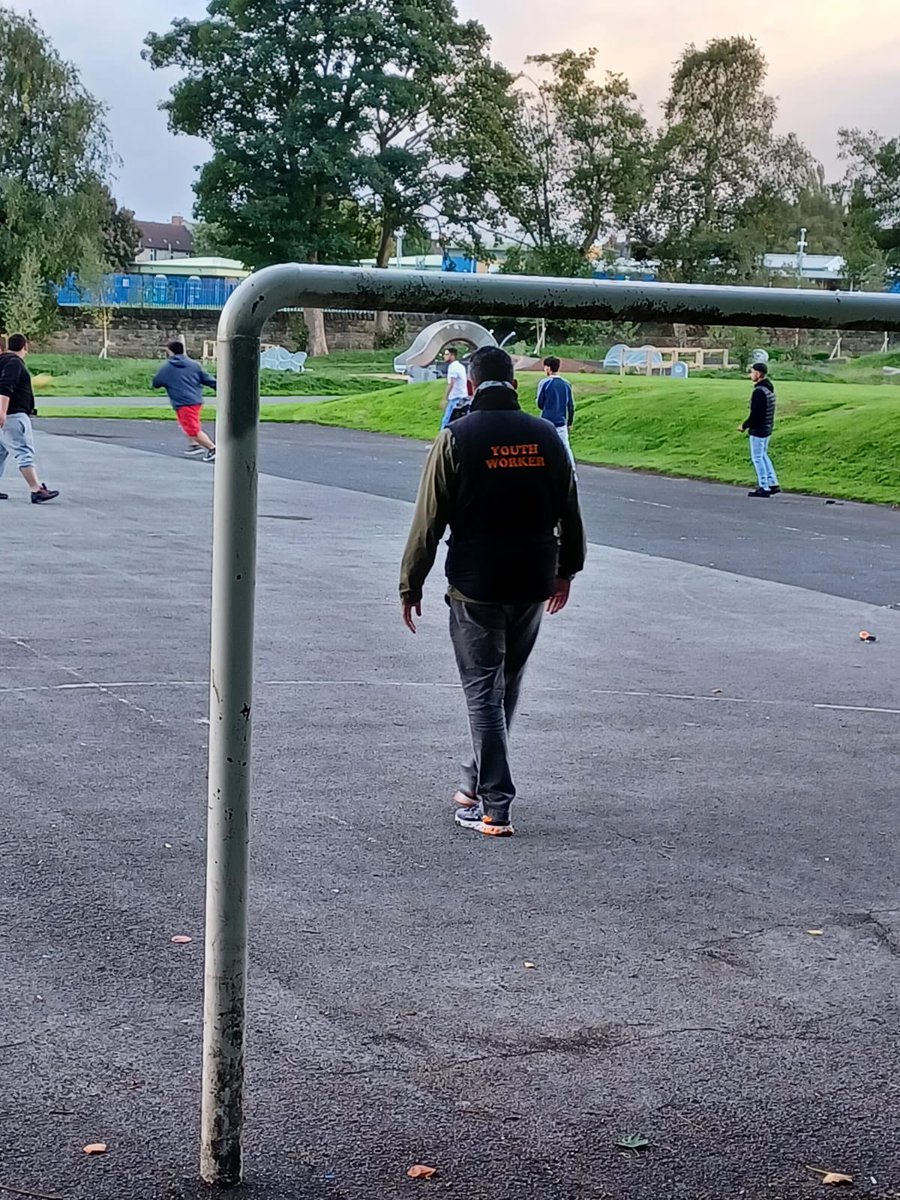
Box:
[10,0,900,223]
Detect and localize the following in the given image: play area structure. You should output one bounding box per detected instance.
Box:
[393,318,499,379]
[392,322,737,381]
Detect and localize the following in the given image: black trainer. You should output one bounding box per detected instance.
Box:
[31,484,59,504]
[748,487,771,498]
[768,485,781,495]
[0,492,7,500]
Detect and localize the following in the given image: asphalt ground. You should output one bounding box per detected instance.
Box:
[0,424,898,1200]
[43,416,900,607]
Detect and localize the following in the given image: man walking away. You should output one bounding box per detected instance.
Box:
[740,362,779,498]
[0,334,59,504]
[400,346,586,837]
[151,340,217,461]
[537,355,576,468]
[439,347,469,429]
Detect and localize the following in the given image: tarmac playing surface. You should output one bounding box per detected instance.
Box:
[1,420,898,1200]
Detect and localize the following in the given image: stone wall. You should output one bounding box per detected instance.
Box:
[38,308,434,358]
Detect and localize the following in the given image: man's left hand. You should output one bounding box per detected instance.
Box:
[737,424,746,433]
[402,599,422,633]
[547,578,571,615]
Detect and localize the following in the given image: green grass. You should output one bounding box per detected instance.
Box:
[27,353,397,397]
[40,374,900,504]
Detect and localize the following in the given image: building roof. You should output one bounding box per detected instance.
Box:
[132,255,248,278]
[137,220,194,254]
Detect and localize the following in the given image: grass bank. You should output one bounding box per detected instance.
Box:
[39,374,900,504]
[27,353,397,397]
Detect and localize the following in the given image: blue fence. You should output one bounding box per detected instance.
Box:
[55,273,243,310]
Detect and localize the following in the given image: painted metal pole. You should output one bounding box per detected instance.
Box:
[201,327,260,1186]
[200,262,900,1187]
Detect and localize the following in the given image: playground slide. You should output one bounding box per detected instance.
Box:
[393,320,498,374]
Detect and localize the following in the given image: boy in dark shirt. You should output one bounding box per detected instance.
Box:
[739,362,780,498]
[0,333,59,503]
[536,356,576,467]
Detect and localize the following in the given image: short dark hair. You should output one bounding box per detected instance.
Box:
[167,339,185,355]
[468,345,515,388]
[444,346,458,358]
[751,361,768,376]
[543,355,561,373]
[7,333,28,352]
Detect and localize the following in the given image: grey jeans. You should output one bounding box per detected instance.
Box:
[449,598,544,823]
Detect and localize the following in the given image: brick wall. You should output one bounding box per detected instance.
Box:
[38,308,434,357]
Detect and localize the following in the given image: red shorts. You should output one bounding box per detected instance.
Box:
[176,404,203,438]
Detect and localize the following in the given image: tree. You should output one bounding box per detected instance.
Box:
[353,6,514,336]
[99,185,141,272]
[639,37,817,281]
[0,7,118,332]
[146,0,511,354]
[145,0,388,355]
[838,127,900,276]
[451,50,650,276]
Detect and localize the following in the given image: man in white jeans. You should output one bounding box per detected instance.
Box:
[0,334,59,504]
[739,362,780,498]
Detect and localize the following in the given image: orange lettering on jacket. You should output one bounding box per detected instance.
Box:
[486,443,545,469]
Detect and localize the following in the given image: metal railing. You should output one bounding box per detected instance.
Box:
[202,264,900,1186]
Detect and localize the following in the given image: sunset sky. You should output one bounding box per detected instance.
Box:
[10,0,900,222]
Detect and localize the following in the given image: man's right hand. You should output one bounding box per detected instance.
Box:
[402,599,422,633]
[0,411,6,429]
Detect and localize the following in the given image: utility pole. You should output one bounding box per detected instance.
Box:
[796,227,808,287]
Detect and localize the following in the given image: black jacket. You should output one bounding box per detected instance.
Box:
[400,384,586,604]
[0,353,35,416]
[742,377,776,437]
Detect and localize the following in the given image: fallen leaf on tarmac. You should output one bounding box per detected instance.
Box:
[83,1143,108,1155]
[858,630,877,642]
[524,961,536,969]
[806,1166,853,1185]
[711,688,723,695]
[171,935,193,945]
[407,1164,438,1179]
[806,929,824,936]
[615,1133,650,1151]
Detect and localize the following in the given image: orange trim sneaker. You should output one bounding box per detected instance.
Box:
[454,803,514,836]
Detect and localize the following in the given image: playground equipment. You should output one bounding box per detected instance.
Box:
[393,319,497,381]
[204,266,900,1186]
[603,344,729,374]
[604,344,664,374]
[259,346,307,372]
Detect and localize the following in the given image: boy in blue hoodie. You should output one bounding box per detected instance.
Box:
[151,340,217,460]
[536,356,575,468]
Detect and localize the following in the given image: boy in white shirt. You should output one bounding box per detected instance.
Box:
[440,347,470,428]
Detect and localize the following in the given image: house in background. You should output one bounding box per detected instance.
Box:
[135,216,194,262]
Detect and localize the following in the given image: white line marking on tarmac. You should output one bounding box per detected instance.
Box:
[618,496,673,509]
[1,677,898,716]
[814,703,900,715]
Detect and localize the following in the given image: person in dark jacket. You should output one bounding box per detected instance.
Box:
[537,355,576,467]
[739,361,780,498]
[151,341,217,461]
[0,333,59,503]
[400,346,586,837]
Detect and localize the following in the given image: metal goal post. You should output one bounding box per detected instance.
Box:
[201,264,900,1185]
